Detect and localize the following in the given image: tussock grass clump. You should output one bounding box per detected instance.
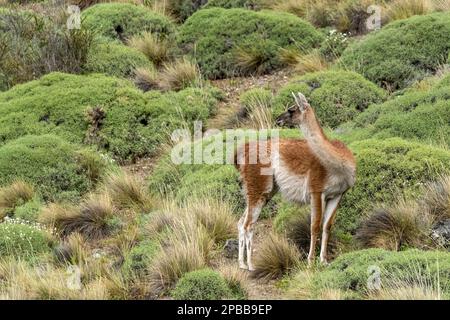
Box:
[40,194,116,240]
[133,67,160,92]
[159,58,201,91]
[103,172,151,211]
[421,175,450,222]
[171,268,232,300]
[128,32,171,67]
[252,232,300,280]
[239,88,274,129]
[387,0,432,21]
[356,200,432,251]
[218,265,249,299]
[279,49,329,74]
[0,181,34,218]
[53,232,89,265]
[0,259,109,300]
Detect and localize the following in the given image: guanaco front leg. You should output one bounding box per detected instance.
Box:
[308,192,323,266]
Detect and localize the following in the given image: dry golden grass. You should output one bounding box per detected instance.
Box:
[159,57,201,91]
[387,0,432,21]
[40,194,115,240]
[271,0,307,17]
[242,92,274,130]
[54,232,89,265]
[134,67,160,92]
[218,264,249,299]
[0,181,34,217]
[0,258,109,300]
[356,199,433,251]
[128,32,170,67]
[252,232,300,280]
[103,171,152,211]
[420,174,450,222]
[279,48,328,74]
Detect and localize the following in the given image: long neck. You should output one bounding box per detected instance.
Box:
[299,114,355,172]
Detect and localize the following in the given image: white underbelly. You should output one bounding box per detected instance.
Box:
[272,154,310,204]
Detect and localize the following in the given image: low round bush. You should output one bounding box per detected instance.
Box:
[0,222,53,259]
[311,249,450,299]
[0,135,107,201]
[340,12,450,90]
[273,70,386,128]
[0,72,219,162]
[171,268,232,300]
[205,0,264,9]
[84,42,153,78]
[82,3,175,41]
[13,198,42,222]
[178,8,324,79]
[346,84,450,146]
[122,240,159,277]
[337,138,450,237]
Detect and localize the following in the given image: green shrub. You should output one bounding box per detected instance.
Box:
[82,3,175,41]
[122,240,159,277]
[0,72,219,162]
[346,85,450,146]
[205,0,266,9]
[13,198,42,222]
[311,249,450,299]
[178,8,323,79]
[337,138,450,237]
[273,70,386,128]
[340,12,450,90]
[0,8,94,91]
[84,42,154,78]
[0,135,107,202]
[0,222,53,259]
[171,268,232,300]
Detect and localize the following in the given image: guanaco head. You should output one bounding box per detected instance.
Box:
[275,92,315,128]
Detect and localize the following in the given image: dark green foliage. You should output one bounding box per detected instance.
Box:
[0,135,108,202]
[205,0,265,10]
[346,85,450,146]
[122,240,159,277]
[337,138,450,236]
[82,3,175,41]
[171,268,232,300]
[340,12,450,90]
[84,42,154,78]
[0,9,94,91]
[0,72,219,162]
[178,8,323,79]
[311,249,450,299]
[274,71,386,128]
[0,222,53,259]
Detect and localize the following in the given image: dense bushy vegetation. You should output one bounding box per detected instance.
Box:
[0,8,94,90]
[338,138,450,236]
[82,3,175,41]
[310,249,450,299]
[172,268,232,300]
[178,8,324,78]
[274,70,386,128]
[340,12,450,90]
[0,222,53,259]
[0,135,106,201]
[0,72,219,162]
[84,42,154,78]
[346,83,450,146]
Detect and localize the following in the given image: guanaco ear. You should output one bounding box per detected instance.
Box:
[291,92,309,112]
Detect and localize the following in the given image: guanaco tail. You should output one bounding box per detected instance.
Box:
[234,92,356,270]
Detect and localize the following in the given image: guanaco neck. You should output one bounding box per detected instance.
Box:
[299,113,356,174]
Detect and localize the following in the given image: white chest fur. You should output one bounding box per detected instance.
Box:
[272,153,310,204]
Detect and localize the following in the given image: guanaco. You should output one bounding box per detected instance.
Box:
[234,92,356,270]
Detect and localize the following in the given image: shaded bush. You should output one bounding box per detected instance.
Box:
[171,268,232,300]
[340,12,450,90]
[0,222,53,259]
[345,84,450,146]
[178,8,323,79]
[311,249,450,299]
[0,8,94,90]
[338,138,450,237]
[0,135,107,202]
[84,42,154,78]
[82,3,175,41]
[0,72,219,162]
[274,70,386,128]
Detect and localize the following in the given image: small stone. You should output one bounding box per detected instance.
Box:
[223,238,239,258]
